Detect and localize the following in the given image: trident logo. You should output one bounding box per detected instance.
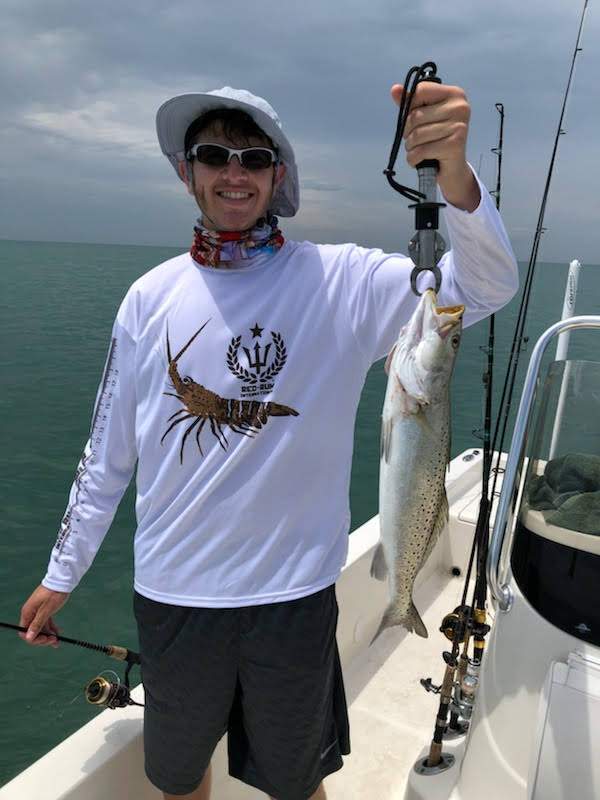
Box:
[243,341,272,374]
[227,325,287,387]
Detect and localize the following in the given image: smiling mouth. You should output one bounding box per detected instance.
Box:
[216,191,254,202]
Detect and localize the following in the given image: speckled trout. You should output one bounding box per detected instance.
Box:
[370,289,464,642]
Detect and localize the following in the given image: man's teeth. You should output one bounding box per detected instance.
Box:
[218,191,252,199]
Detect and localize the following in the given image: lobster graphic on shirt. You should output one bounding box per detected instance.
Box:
[161,320,299,464]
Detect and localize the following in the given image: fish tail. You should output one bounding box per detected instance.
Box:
[404,601,428,638]
[369,601,428,646]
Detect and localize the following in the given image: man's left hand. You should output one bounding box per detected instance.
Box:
[391,82,480,212]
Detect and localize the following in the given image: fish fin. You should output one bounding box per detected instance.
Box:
[419,491,450,570]
[394,374,421,415]
[370,542,388,581]
[405,602,429,638]
[384,344,397,375]
[369,617,388,646]
[369,605,395,646]
[380,417,393,462]
[433,491,449,540]
[369,601,429,646]
[432,490,449,542]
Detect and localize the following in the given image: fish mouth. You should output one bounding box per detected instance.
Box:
[421,291,464,337]
[436,305,464,339]
[436,304,465,317]
[422,290,465,318]
[438,320,461,339]
[399,291,464,355]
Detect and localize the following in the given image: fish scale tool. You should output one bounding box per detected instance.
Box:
[383,61,447,295]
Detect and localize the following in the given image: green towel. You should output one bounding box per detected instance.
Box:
[527,453,600,536]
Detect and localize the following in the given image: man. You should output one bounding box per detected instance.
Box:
[19,84,518,800]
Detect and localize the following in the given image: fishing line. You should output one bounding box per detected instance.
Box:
[62,671,123,716]
[57,671,130,720]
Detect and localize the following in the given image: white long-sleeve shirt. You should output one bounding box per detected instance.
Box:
[42,169,518,606]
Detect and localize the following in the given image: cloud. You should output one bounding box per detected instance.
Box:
[0,0,597,261]
[21,101,155,155]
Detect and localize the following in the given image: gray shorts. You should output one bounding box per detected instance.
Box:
[133,584,351,799]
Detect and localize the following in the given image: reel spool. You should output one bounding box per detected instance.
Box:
[440,605,471,643]
[84,675,138,710]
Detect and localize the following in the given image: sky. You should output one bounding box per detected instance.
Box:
[1,0,597,263]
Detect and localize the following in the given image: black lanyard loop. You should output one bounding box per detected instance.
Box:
[384,61,447,294]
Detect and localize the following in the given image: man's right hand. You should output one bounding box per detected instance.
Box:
[19,585,70,648]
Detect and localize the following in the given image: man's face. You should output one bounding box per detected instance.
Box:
[178,121,286,231]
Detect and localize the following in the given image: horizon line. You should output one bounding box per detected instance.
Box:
[0,236,586,267]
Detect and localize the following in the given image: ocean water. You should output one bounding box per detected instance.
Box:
[1,238,599,787]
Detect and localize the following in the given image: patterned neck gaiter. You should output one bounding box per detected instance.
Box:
[190,213,285,268]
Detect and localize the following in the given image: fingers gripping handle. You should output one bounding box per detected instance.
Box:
[17,585,70,645]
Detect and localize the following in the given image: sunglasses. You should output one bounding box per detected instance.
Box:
[186,143,278,171]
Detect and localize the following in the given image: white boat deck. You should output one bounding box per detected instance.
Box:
[325,569,477,800]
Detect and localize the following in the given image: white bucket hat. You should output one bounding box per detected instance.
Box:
[156,86,299,217]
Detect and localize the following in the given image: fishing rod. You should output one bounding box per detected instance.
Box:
[445,102,505,737]
[472,102,504,617]
[487,0,589,515]
[467,0,588,709]
[384,60,446,295]
[1,621,143,710]
[427,0,589,757]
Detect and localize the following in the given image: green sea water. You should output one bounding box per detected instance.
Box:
[1,238,599,787]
